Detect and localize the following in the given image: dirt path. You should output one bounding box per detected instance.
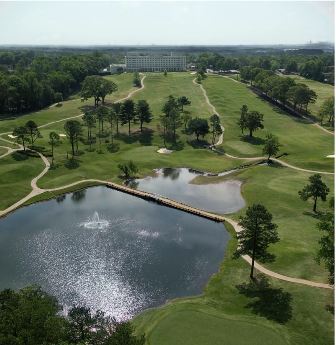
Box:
[0,175,332,289]
[193,78,334,175]
[214,73,334,136]
[0,74,333,290]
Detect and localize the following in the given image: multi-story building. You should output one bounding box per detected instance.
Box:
[125,53,186,72]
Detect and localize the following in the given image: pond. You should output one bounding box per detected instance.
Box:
[134,168,245,214]
[0,186,231,320]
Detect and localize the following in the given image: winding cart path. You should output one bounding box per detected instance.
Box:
[0,74,333,290]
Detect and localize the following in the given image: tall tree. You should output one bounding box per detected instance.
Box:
[133,72,141,87]
[82,112,96,150]
[319,97,334,127]
[316,210,334,284]
[136,100,152,132]
[96,105,108,135]
[120,99,135,136]
[64,120,82,157]
[111,102,122,135]
[25,120,40,146]
[209,114,222,145]
[245,111,264,137]
[235,204,279,279]
[187,118,209,141]
[48,131,60,166]
[263,133,280,162]
[107,109,116,144]
[177,96,191,112]
[238,104,248,134]
[182,112,192,131]
[13,126,29,151]
[298,174,329,212]
[100,78,117,104]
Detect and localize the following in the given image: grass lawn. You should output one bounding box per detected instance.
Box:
[0,73,136,134]
[286,75,334,118]
[0,72,334,344]
[192,164,334,281]
[133,224,334,345]
[203,75,334,172]
[0,152,44,209]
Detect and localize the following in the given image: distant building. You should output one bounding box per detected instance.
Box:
[125,53,186,72]
[110,64,126,74]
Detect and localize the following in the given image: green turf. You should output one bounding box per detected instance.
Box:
[0,152,44,209]
[0,73,136,134]
[286,75,334,118]
[0,72,334,344]
[134,224,334,345]
[192,164,334,281]
[202,75,334,172]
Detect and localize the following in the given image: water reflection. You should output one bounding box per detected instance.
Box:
[0,187,229,321]
[135,168,245,214]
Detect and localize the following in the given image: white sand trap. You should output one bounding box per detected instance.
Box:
[190,72,196,75]
[8,134,17,139]
[326,154,335,158]
[59,134,66,137]
[157,148,173,154]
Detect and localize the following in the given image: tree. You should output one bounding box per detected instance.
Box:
[100,78,117,104]
[209,114,222,145]
[238,104,248,134]
[245,111,264,137]
[298,174,329,212]
[106,322,145,345]
[118,160,138,179]
[120,99,135,136]
[81,75,117,107]
[48,132,60,166]
[182,112,192,131]
[319,97,334,127]
[13,126,29,151]
[177,96,191,112]
[0,286,66,345]
[235,204,279,279]
[64,120,82,157]
[54,92,63,105]
[164,70,167,77]
[187,118,209,141]
[316,211,334,284]
[263,133,280,161]
[96,105,109,135]
[111,102,122,135]
[82,112,96,150]
[107,109,116,144]
[136,100,152,132]
[133,72,141,87]
[25,120,40,146]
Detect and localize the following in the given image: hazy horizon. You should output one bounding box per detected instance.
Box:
[0,1,334,46]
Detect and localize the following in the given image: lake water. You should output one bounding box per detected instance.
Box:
[134,168,245,214]
[0,186,231,320]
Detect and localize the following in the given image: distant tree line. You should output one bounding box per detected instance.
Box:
[240,67,318,113]
[0,52,109,115]
[0,285,145,345]
[193,52,334,84]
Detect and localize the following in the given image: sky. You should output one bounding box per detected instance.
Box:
[0,1,334,46]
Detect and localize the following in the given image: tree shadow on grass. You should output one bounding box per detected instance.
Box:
[241,135,265,146]
[79,105,95,113]
[107,143,120,153]
[116,133,138,144]
[236,275,292,324]
[65,158,80,169]
[135,128,154,146]
[187,139,209,149]
[302,210,324,220]
[12,151,29,161]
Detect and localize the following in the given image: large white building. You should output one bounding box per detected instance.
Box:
[125,54,186,72]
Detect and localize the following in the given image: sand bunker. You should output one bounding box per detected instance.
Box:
[157,148,173,154]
